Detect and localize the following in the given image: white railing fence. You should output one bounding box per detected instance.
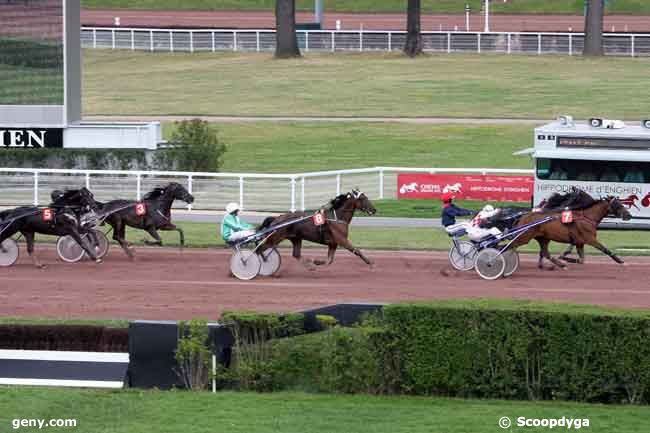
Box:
[0,167,533,212]
[81,27,650,57]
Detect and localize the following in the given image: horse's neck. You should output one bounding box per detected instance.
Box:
[154,192,174,213]
[336,201,356,223]
[584,201,609,223]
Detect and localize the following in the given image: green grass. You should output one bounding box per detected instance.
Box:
[80,0,650,14]
[84,50,650,119]
[1,388,648,433]
[162,122,533,173]
[0,64,63,105]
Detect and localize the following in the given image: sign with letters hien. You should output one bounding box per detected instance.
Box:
[0,128,63,148]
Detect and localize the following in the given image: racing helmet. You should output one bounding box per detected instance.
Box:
[226,202,240,214]
[482,204,494,213]
[441,192,455,203]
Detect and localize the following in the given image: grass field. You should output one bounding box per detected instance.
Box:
[1,387,648,433]
[0,65,63,105]
[84,50,650,119]
[161,122,532,173]
[80,0,650,14]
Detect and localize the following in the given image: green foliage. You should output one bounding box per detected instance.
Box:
[383,302,650,403]
[0,38,62,69]
[162,119,226,172]
[175,319,212,390]
[315,314,338,330]
[0,148,148,170]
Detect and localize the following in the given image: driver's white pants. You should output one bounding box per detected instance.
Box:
[467,226,502,242]
[227,230,256,242]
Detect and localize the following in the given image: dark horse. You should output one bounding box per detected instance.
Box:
[0,188,101,268]
[258,189,377,268]
[509,191,631,269]
[98,182,194,259]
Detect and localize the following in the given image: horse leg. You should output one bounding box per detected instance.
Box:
[537,238,566,270]
[143,226,163,246]
[113,221,134,259]
[291,238,315,270]
[588,239,624,264]
[313,244,337,266]
[22,231,44,269]
[160,223,184,248]
[576,244,585,264]
[69,229,101,263]
[336,237,373,267]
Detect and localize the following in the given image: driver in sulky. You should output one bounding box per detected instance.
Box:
[221,202,256,243]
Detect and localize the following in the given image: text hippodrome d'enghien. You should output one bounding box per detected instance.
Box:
[0,129,47,148]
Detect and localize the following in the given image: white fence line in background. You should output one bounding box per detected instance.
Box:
[81,27,650,57]
[0,167,533,213]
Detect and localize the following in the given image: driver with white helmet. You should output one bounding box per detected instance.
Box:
[221,202,256,243]
[466,204,503,241]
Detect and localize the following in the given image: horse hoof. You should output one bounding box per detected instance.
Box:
[95,259,103,264]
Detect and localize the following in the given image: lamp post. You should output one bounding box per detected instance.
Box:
[465,4,470,31]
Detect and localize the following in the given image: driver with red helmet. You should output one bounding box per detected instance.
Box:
[441,183,473,227]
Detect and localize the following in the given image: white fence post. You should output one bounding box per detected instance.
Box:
[150,30,154,52]
[537,33,542,55]
[301,177,306,211]
[477,33,481,53]
[239,176,244,210]
[136,174,141,200]
[169,31,173,52]
[388,31,392,51]
[305,31,309,52]
[33,172,39,206]
[331,31,335,52]
[111,29,115,49]
[379,169,384,199]
[187,175,193,211]
[212,31,216,52]
[447,32,451,53]
[233,31,237,51]
[85,172,90,190]
[359,29,363,52]
[190,31,194,53]
[568,34,572,56]
[507,33,511,54]
[631,35,635,57]
[256,31,260,52]
[336,174,341,195]
[93,28,97,49]
[131,30,135,50]
[290,177,296,212]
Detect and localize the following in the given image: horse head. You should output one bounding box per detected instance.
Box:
[606,196,632,221]
[350,189,376,216]
[166,182,195,204]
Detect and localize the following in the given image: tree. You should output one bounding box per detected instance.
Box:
[404,0,423,57]
[583,0,604,56]
[275,0,301,58]
[164,119,226,172]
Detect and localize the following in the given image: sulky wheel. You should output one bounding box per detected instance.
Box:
[230,250,262,280]
[56,235,85,263]
[258,248,281,277]
[0,238,19,267]
[448,240,477,271]
[503,250,520,277]
[88,230,110,260]
[474,248,506,280]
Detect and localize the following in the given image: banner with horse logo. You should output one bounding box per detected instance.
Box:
[397,174,534,202]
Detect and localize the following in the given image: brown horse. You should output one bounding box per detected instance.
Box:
[258,189,376,268]
[510,196,631,269]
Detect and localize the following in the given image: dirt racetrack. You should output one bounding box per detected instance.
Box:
[2,246,650,321]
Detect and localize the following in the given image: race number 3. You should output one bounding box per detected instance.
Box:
[42,208,54,222]
[561,210,573,224]
[312,212,325,226]
[135,202,147,216]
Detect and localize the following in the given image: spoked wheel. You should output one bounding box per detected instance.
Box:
[258,248,281,277]
[88,230,109,259]
[56,235,85,263]
[448,240,477,271]
[230,250,261,280]
[474,248,506,280]
[0,239,19,267]
[503,250,520,277]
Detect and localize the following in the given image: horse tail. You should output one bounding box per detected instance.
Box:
[260,216,276,229]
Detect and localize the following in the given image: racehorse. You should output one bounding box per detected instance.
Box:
[509,192,631,269]
[258,189,377,268]
[97,182,194,259]
[0,188,101,268]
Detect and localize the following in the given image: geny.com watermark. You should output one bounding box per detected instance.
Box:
[499,416,590,429]
[12,419,77,430]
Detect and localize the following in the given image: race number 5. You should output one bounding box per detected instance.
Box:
[42,208,54,222]
[135,202,147,216]
[312,212,325,226]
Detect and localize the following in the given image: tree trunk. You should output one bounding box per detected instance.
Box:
[275,0,301,58]
[583,0,604,56]
[404,0,422,57]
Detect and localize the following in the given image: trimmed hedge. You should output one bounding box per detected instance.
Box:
[384,301,650,403]
[0,38,63,69]
[0,325,128,352]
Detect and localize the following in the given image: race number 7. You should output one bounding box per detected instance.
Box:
[312,212,325,226]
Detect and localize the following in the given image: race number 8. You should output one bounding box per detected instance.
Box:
[312,213,325,226]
